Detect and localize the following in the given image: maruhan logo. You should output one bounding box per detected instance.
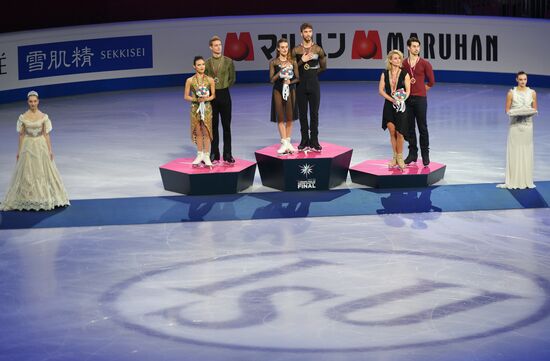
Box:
[101,249,550,352]
[351,30,382,59]
[224,32,254,61]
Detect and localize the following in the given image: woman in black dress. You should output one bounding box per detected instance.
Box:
[270,38,300,155]
[378,49,411,170]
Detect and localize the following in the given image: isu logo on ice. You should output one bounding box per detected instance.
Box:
[103,249,549,352]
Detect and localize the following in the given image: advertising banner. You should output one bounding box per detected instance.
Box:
[18,35,152,79]
[0,14,548,102]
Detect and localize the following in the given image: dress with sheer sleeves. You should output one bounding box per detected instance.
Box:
[1,114,70,210]
[270,58,299,123]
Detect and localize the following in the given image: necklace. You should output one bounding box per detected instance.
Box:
[408,56,419,84]
[390,68,400,94]
[211,56,223,84]
[301,42,314,56]
[279,56,290,67]
[194,73,207,88]
[301,42,314,70]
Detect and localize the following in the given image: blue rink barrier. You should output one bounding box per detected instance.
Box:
[0,69,548,104]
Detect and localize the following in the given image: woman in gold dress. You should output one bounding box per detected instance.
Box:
[184,56,216,167]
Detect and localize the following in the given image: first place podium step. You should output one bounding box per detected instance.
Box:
[255,142,353,191]
[159,158,256,195]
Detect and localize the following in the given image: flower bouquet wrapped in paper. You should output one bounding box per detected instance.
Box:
[195,86,210,98]
[279,66,294,80]
[195,86,210,121]
[392,88,407,112]
[279,66,294,101]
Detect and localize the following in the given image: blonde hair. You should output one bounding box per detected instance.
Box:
[385,50,404,71]
[209,35,222,47]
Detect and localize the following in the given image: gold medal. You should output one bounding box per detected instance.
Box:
[410,78,416,84]
[214,77,219,84]
[304,63,310,70]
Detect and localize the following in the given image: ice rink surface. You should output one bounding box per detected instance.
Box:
[1,82,549,360]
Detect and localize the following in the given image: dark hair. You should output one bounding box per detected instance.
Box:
[300,23,313,32]
[193,56,204,65]
[407,37,421,47]
[516,71,527,77]
[275,38,293,60]
[209,35,221,46]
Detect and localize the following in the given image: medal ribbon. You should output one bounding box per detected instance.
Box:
[408,57,418,84]
[211,57,224,83]
[301,43,313,70]
[390,70,406,113]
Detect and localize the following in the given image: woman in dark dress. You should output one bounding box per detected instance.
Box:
[270,38,300,155]
[378,49,411,170]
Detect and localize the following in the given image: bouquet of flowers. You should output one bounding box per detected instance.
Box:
[392,88,406,112]
[195,86,210,121]
[196,86,210,98]
[279,66,294,80]
[280,66,294,101]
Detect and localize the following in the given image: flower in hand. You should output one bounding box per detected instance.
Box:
[196,86,210,101]
[279,67,294,80]
[392,88,407,112]
[392,88,406,102]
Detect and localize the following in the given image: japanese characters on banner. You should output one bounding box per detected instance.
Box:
[0,14,548,97]
[18,36,152,79]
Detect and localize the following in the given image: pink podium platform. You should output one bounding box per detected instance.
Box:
[349,159,446,188]
[159,158,256,195]
[254,142,353,191]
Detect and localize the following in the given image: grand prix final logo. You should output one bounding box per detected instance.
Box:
[102,249,550,352]
[298,163,316,189]
[299,163,314,177]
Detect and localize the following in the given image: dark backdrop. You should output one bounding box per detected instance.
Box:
[2,0,548,34]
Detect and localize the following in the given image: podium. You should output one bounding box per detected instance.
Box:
[159,158,256,195]
[255,142,353,191]
[349,159,446,188]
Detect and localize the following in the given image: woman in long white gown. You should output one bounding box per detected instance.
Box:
[497,71,538,189]
[0,91,70,211]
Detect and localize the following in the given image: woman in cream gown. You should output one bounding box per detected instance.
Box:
[497,71,538,189]
[1,91,70,211]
